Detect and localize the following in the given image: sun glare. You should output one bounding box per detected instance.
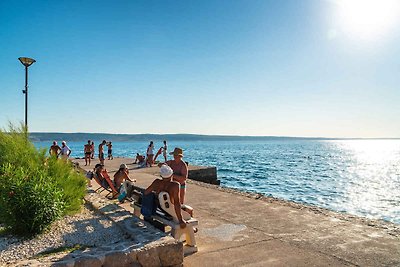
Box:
[335,0,400,40]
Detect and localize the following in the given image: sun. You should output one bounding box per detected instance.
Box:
[334,0,400,40]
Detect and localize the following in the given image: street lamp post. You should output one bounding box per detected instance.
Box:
[18,57,36,130]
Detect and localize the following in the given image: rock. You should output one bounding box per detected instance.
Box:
[74,256,103,267]
[137,247,161,267]
[157,242,183,266]
[51,260,75,267]
[103,251,131,267]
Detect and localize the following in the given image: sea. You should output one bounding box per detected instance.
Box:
[34,139,400,225]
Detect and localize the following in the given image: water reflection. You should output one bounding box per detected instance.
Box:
[331,140,400,222]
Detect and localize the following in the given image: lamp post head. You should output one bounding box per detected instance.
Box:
[18,57,36,67]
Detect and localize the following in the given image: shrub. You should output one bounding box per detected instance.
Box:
[0,123,86,236]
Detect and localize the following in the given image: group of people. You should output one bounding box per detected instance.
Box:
[91,145,191,229]
[48,138,191,229]
[49,141,72,159]
[90,162,135,199]
[144,140,168,167]
[84,140,113,166]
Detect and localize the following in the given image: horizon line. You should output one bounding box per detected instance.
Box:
[30,132,400,140]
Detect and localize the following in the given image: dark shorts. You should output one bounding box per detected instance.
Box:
[85,152,91,156]
[99,153,104,160]
[108,149,112,155]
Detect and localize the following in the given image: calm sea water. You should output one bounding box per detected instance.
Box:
[35,140,400,224]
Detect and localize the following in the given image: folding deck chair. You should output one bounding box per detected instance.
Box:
[93,170,119,198]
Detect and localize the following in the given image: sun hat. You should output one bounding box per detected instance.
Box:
[120,164,127,170]
[160,165,173,178]
[169,147,183,157]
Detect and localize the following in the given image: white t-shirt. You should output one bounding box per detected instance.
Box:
[60,146,71,156]
[147,145,154,155]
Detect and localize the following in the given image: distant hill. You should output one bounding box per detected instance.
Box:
[29,132,334,142]
[29,132,399,142]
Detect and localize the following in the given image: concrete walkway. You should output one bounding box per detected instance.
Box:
[76,157,400,267]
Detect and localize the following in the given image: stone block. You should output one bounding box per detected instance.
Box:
[51,260,75,267]
[103,251,131,267]
[74,255,103,267]
[137,247,161,267]
[157,241,184,266]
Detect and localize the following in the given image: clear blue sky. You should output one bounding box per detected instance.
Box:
[1,0,399,138]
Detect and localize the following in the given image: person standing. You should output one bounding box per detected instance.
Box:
[159,147,188,204]
[146,141,154,167]
[98,140,106,165]
[107,141,113,160]
[59,141,72,160]
[84,140,92,166]
[49,141,61,158]
[90,141,95,159]
[162,140,168,162]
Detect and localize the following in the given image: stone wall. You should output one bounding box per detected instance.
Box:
[16,191,184,267]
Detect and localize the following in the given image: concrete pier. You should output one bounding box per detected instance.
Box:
[76,157,400,267]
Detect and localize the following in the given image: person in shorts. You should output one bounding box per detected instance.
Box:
[49,141,61,158]
[59,141,72,160]
[84,140,92,166]
[98,140,106,165]
[107,141,113,160]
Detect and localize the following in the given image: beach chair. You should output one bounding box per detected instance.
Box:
[93,170,119,198]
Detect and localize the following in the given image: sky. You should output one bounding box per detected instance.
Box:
[1,0,400,138]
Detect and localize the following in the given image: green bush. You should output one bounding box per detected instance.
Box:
[0,124,87,236]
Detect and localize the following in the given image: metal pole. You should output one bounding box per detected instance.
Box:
[24,66,28,130]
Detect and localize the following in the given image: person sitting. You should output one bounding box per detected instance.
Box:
[113,163,136,190]
[93,163,118,198]
[144,165,187,229]
[134,153,145,165]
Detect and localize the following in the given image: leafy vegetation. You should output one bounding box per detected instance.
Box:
[0,123,87,236]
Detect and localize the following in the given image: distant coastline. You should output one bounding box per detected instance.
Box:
[29,132,400,142]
